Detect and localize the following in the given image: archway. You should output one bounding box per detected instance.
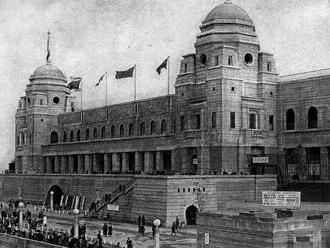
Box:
[185,205,198,225]
[45,185,63,207]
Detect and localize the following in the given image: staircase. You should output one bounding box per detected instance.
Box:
[89,179,136,217]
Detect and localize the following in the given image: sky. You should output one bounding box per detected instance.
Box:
[0,0,329,170]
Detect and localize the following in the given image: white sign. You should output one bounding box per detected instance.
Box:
[107,204,119,211]
[252,156,269,164]
[204,233,209,245]
[262,191,301,208]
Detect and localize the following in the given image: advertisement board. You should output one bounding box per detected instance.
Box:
[262,191,301,208]
[107,204,120,211]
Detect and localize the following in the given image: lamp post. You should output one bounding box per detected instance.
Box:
[153,219,161,248]
[73,208,79,238]
[18,202,25,231]
[50,191,54,212]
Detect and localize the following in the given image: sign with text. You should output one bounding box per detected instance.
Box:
[107,204,119,211]
[252,156,269,164]
[205,233,209,245]
[262,191,301,208]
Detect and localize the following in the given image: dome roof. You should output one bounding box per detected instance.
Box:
[204,1,253,24]
[30,63,66,81]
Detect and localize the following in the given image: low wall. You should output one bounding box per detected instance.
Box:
[0,233,62,248]
[0,174,277,227]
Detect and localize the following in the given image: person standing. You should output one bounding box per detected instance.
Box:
[103,223,108,237]
[108,223,113,236]
[175,216,180,231]
[126,237,133,248]
[171,221,176,236]
[97,230,103,248]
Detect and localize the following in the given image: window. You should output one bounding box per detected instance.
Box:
[27,98,31,106]
[150,121,156,135]
[22,133,25,144]
[231,87,235,92]
[212,87,216,92]
[228,55,233,66]
[286,109,295,130]
[195,114,201,129]
[111,125,116,138]
[53,97,59,104]
[50,131,58,144]
[184,63,188,73]
[63,131,67,142]
[120,124,124,137]
[180,115,185,131]
[39,99,43,105]
[70,130,74,142]
[249,113,257,129]
[101,126,105,138]
[230,112,235,128]
[200,54,207,65]
[77,130,81,141]
[267,62,272,72]
[308,106,318,129]
[244,53,254,65]
[71,102,75,112]
[29,134,32,144]
[19,102,22,108]
[85,129,90,140]
[93,127,97,139]
[212,112,216,128]
[129,123,134,136]
[140,122,145,136]
[269,115,274,131]
[17,136,19,146]
[161,119,166,134]
[215,55,219,66]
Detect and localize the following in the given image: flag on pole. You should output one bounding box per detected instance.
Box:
[95,73,105,86]
[156,58,168,75]
[115,66,135,79]
[68,77,82,90]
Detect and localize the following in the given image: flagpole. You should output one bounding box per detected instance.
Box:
[167,56,170,95]
[134,65,137,101]
[105,71,108,106]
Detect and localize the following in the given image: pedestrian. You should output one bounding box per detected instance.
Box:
[142,215,146,226]
[126,237,133,248]
[171,221,176,236]
[97,230,103,248]
[175,216,180,231]
[108,223,113,236]
[140,224,145,236]
[103,223,108,237]
[115,242,121,248]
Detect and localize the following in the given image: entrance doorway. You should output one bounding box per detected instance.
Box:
[46,185,63,207]
[185,205,198,225]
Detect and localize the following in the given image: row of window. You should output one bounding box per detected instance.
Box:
[55,120,168,143]
[177,187,206,193]
[16,132,32,146]
[286,106,318,130]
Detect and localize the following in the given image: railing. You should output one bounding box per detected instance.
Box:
[244,129,268,139]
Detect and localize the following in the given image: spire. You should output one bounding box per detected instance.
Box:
[46,31,51,64]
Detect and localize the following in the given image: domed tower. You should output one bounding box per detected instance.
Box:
[175,1,278,175]
[15,32,75,173]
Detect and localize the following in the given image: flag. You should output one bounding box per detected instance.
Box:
[68,77,81,90]
[95,73,105,86]
[156,58,168,75]
[115,66,135,79]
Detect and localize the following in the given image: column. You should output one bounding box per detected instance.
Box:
[112,153,120,172]
[198,146,210,175]
[181,148,189,174]
[68,155,74,174]
[92,154,97,173]
[77,155,83,174]
[156,151,164,172]
[84,154,92,174]
[46,156,52,173]
[61,156,68,174]
[103,154,109,174]
[55,156,61,173]
[171,150,177,172]
[135,152,143,172]
[144,152,153,173]
[320,147,329,180]
[122,153,129,172]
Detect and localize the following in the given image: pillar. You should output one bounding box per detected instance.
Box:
[156,151,164,172]
[171,150,177,172]
[55,156,61,173]
[61,156,68,174]
[92,154,98,173]
[135,152,143,172]
[112,153,120,172]
[50,191,54,212]
[320,147,329,180]
[46,156,52,173]
[84,154,92,173]
[122,153,129,172]
[198,146,210,175]
[103,154,109,174]
[77,155,83,174]
[68,155,74,174]
[181,148,189,174]
[144,152,153,173]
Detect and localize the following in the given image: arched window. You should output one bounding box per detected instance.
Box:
[308,106,318,129]
[161,119,166,134]
[70,130,74,142]
[86,128,90,140]
[111,125,116,138]
[50,131,58,144]
[93,127,98,139]
[140,122,145,136]
[101,126,105,139]
[77,130,80,141]
[63,132,67,142]
[120,124,124,137]
[150,121,156,135]
[129,123,134,136]
[286,109,295,130]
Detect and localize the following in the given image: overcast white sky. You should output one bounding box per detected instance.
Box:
[0,0,329,170]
